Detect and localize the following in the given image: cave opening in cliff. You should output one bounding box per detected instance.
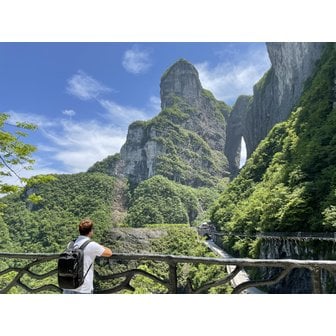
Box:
[239,136,247,168]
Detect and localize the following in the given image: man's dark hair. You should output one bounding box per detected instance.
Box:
[79,219,93,235]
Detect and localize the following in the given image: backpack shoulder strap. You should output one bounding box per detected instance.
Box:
[79,239,91,250]
[80,239,93,281]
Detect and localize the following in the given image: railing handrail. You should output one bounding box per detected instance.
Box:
[1,251,336,269]
[1,252,336,294]
[198,226,336,241]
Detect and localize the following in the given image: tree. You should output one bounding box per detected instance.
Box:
[0,113,55,205]
[0,113,38,192]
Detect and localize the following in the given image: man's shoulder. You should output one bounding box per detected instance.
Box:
[86,240,105,255]
[87,240,103,248]
[72,236,88,247]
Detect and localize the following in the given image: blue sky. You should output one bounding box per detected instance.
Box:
[0,42,271,183]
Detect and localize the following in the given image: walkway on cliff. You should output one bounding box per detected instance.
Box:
[204,240,265,294]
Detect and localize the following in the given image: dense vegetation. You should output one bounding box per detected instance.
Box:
[0,171,229,253]
[87,153,121,175]
[126,175,228,227]
[210,44,336,256]
[155,92,231,187]
[1,172,116,252]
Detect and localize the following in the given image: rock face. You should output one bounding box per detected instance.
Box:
[160,59,202,109]
[227,42,326,173]
[225,95,251,176]
[93,59,232,187]
[104,228,167,253]
[259,239,336,293]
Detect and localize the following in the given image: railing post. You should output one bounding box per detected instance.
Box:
[168,262,178,294]
[311,267,323,294]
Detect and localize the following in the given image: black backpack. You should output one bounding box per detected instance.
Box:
[58,239,92,289]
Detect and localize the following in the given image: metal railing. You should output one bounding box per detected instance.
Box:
[1,252,336,294]
[198,226,336,242]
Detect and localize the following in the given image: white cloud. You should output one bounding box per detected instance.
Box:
[47,95,161,172]
[66,70,112,100]
[43,119,126,173]
[62,109,76,117]
[196,62,266,104]
[99,95,160,127]
[4,110,57,128]
[148,95,161,115]
[195,47,271,105]
[2,110,127,175]
[122,45,152,74]
[99,99,150,127]
[36,144,58,153]
[2,93,162,177]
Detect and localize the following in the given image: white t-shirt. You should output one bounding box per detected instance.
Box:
[71,236,105,293]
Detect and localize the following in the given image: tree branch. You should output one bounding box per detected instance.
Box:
[0,154,23,182]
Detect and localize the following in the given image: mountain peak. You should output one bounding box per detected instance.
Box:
[160,59,202,109]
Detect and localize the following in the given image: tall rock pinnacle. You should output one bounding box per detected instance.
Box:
[160,59,202,109]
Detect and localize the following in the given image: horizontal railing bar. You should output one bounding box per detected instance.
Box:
[202,229,336,241]
[111,254,336,268]
[0,253,59,259]
[1,252,336,270]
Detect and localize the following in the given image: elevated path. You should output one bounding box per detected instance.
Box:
[204,240,264,294]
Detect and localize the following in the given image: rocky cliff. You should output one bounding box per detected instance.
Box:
[91,59,232,187]
[259,239,336,293]
[225,95,251,176]
[104,227,168,253]
[227,42,326,174]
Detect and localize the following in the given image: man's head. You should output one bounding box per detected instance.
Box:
[79,218,94,237]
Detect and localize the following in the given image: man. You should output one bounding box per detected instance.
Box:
[63,218,112,294]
